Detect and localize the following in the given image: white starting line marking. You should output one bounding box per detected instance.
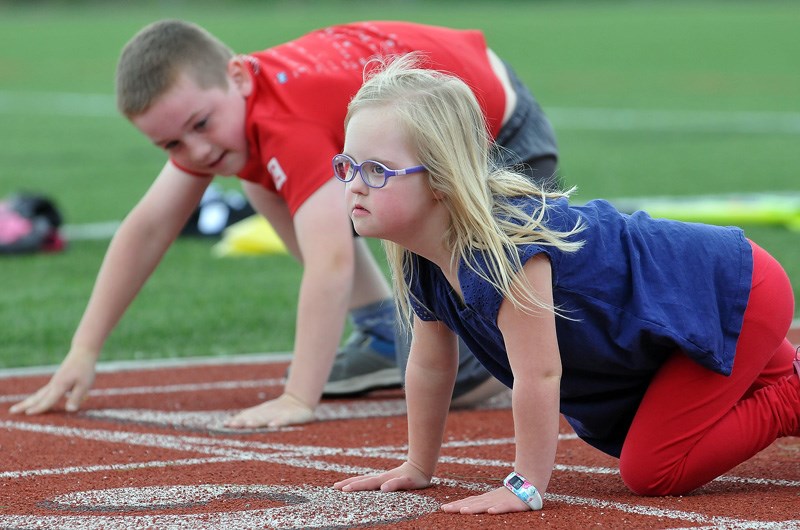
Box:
[2,416,798,530]
[0,378,285,404]
[0,457,241,480]
[0,484,440,530]
[74,392,511,432]
[542,493,800,530]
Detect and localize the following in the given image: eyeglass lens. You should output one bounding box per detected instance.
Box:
[333,157,353,181]
[360,161,386,187]
[334,156,387,187]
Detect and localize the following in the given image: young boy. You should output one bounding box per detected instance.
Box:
[10,20,559,428]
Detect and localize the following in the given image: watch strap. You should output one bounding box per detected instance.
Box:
[503,471,543,510]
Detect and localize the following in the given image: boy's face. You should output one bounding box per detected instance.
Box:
[131,61,252,176]
[343,105,440,244]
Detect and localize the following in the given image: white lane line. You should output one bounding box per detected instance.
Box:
[0,351,293,379]
[3,90,799,135]
[78,395,512,430]
[548,107,800,135]
[2,419,796,529]
[0,91,117,117]
[4,418,798,492]
[670,519,800,530]
[62,220,121,240]
[0,457,240,479]
[0,378,284,403]
[0,485,440,530]
[544,493,800,530]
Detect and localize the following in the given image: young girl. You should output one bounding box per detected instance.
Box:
[331,55,800,515]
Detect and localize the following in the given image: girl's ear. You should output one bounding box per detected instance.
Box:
[228,56,253,97]
[430,185,445,201]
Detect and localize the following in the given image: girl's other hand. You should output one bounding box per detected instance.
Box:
[334,461,431,492]
[441,486,532,515]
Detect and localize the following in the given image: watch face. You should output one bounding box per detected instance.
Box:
[509,475,524,489]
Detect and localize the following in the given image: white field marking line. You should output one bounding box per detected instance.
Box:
[0,485,442,530]
[0,377,284,403]
[670,519,800,530]
[3,422,796,529]
[543,493,800,530]
[0,457,240,479]
[337,438,800,490]
[3,90,800,135]
[0,91,118,117]
[0,351,294,379]
[5,418,799,491]
[269,436,526,456]
[62,220,121,240]
[0,419,410,471]
[441,434,574,445]
[3,309,790,377]
[5,416,796,489]
[0,419,385,480]
[548,107,800,135]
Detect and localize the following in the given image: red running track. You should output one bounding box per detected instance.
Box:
[1,354,798,529]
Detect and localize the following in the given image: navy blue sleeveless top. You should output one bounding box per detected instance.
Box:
[408,198,753,456]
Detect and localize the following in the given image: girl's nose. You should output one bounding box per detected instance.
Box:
[347,170,369,194]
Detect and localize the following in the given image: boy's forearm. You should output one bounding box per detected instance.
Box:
[282,260,352,408]
[71,215,177,355]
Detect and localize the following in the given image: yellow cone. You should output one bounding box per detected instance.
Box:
[212,215,287,257]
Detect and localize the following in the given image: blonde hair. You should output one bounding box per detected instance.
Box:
[116,19,234,117]
[345,54,584,328]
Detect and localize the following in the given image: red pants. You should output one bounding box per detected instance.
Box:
[619,241,800,495]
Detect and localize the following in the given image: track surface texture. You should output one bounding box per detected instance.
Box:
[1,355,798,530]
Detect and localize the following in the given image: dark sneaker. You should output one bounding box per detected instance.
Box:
[794,347,800,381]
[791,347,800,437]
[322,331,402,396]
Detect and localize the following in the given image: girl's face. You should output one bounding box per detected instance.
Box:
[342,105,441,244]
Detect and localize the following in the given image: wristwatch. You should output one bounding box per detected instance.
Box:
[503,471,543,510]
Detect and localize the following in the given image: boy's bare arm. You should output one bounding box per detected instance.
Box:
[10,163,211,415]
[225,178,355,428]
[279,179,356,403]
[241,181,301,260]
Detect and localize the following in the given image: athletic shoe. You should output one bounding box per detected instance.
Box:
[450,376,510,409]
[794,346,800,383]
[791,347,800,437]
[322,330,402,396]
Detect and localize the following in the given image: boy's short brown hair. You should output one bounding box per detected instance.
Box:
[116,19,234,117]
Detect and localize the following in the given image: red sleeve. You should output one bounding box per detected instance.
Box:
[240,121,341,216]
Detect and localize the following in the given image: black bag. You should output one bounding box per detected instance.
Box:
[0,194,65,254]
[180,184,255,237]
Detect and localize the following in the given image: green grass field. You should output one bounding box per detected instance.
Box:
[1,0,799,368]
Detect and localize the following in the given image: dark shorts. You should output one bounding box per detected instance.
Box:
[494,61,560,188]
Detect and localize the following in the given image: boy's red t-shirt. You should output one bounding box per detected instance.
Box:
[218,21,505,216]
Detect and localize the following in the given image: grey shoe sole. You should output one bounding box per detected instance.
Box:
[322,367,402,397]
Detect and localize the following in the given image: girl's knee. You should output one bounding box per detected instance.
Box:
[619,451,687,497]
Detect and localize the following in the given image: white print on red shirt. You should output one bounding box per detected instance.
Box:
[267,157,287,191]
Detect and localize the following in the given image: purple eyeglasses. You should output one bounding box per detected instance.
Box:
[333,153,427,189]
